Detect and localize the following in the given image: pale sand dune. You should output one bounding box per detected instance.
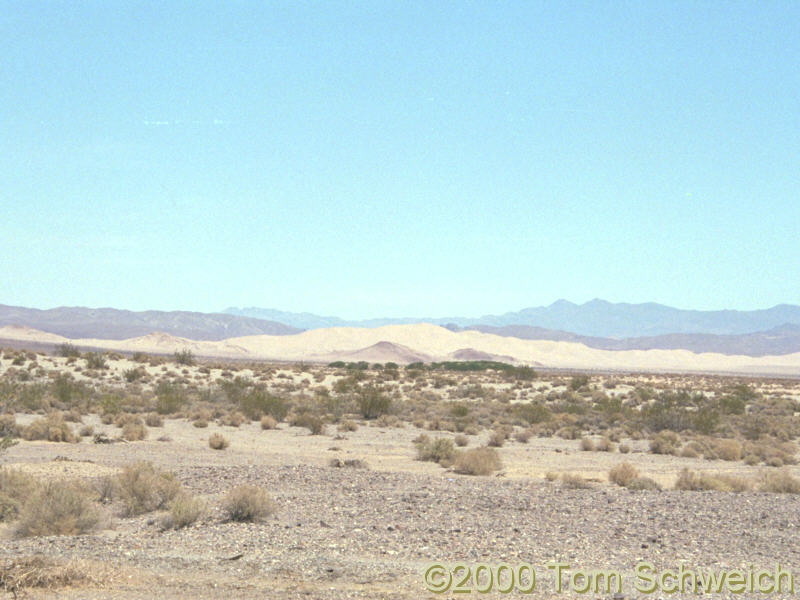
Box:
[1,323,799,375]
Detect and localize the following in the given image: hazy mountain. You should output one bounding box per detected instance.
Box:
[0,304,300,340]
[464,323,800,357]
[226,299,800,338]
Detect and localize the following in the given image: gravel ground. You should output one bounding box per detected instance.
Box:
[3,419,800,598]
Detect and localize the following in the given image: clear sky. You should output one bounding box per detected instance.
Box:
[1,1,798,318]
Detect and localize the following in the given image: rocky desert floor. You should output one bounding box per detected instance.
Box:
[2,350,800,598]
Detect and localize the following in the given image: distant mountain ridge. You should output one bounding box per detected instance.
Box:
[0,304,300,341]
[226,299,800,338]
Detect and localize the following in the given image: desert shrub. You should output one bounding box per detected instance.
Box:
[22,413,76,443]
[221,485,276,522]
[579,437,595,451]
[56,343,81,358]
[453,447,502,476]
[608,462,639,487]
[239,387,289,421]
[414,435,457,465]
[713,438,742,461]
[173,349,196,366]
[544,471,558,482]
[209,433,229,450]
[145,413,163,427]
[78,425,93,437]
[619,443,631,454]
[454,433,469,447]
[0,415,19,438]
[560,473,592,489]
[291,413,324,435]
[51,375,89,410]
[513,429,532,444]
[758,469,800,494]
[116,462,182,516]
[627,477,662,491]
[260,415,277,430]
[83,353,107,370]
[649,431,681,455]
[0,469,39,522]
[124,368,145,382]
[220,411,245,427]
[673,468,751,492]
[569,375,589,390]
[122,421,147,441]
[514,403,551,424]
[0,556,96,595]
[356,385,391,419]
[14,479,101,537]
[160,493,206,530]
[154,382,187,415]
[337,419,358,432]
[329,458,369,469]
[488,429,507,447]
[595,436,615,452]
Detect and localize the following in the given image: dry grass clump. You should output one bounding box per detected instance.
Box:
[221,485,276,522]
[579,437,595,451]
[608,462,639,487]
[649,431,681,455]
[626,477,662,491]
[758,469,800,494]
[0,468,39,522]
[595,436,615,452]
[22,413,76,443]
[260,415,277,430]
[122,421,147,441]
[452,447,502,476]
[673,468,752,492]
[337,419,358,432]
[329,458,369,469]
[145,413,164,427]
[160,493,206,530]
[560,473,593,489]
[208,433,229,450]
[414,435,457,466]
[115,461,182,516]
[15,479,102,537]
[0,557,96,596]
[514,429,532,444]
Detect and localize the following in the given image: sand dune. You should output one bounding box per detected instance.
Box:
[1,323,799,375]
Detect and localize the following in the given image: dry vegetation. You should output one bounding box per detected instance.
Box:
[1,347,800,596]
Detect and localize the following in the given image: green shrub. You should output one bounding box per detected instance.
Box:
[173,349,196,366]
[356,385,391,419]
[414,435,456,465]
[154,382,187,415]
[240,388,288,421]
[56,343,81,358]
[83,353,107,370]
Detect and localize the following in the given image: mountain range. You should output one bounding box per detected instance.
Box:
[2,300,800,357]
[225,299,800,338]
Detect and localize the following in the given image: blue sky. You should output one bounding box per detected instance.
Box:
[1,1,798,318]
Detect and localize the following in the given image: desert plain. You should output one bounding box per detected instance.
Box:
[1,336,800,598]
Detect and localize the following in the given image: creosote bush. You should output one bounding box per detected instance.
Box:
[221,485,276,522]
[414,435,457,466]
